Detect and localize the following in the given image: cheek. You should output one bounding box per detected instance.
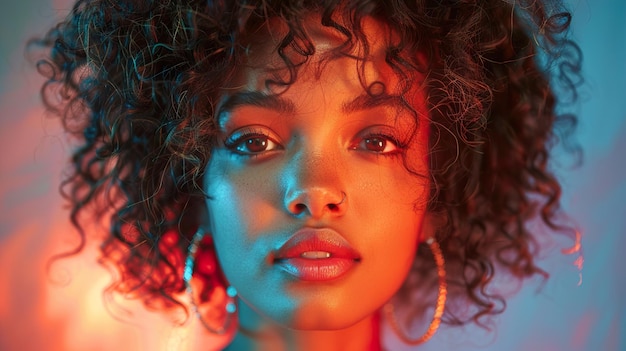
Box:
[202,160,258,274]
[349,173,427,296]
[204,157,280,235]
[369,203,423,268]
[202,157,288,287]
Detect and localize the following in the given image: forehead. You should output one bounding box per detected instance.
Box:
[214,12,431,128]
[222,14,415,94]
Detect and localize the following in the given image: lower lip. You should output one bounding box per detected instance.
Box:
[275,257,358,281]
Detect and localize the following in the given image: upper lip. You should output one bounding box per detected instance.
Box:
[273,228,361,261]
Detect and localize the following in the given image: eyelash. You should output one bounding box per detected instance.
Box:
[223,130,282,156]
[353,133,405,157]
[223,130,405,157]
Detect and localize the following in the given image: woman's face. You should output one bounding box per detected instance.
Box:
[202,17,431,330]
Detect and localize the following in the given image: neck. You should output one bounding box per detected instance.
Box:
[225,303,381,351]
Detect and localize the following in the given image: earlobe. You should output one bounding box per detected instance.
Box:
[197,200,212,234]
[419,211,444,243]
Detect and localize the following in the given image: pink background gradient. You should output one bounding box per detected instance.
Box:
[1,0,624,350]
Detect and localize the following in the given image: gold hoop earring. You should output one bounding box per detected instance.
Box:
[384,237,447,345]
[184,229,237,334]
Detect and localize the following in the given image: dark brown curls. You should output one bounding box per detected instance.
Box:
[32,0,581,330]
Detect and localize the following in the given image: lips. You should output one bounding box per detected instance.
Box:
[273,228,361,281]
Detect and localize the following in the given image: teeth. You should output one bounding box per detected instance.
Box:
[301,251,331,259]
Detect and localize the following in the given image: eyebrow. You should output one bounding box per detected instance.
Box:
[341,93,405,113]
[217,90,406,124]
[217,91,296,119]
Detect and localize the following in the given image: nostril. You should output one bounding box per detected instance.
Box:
[285,189,346,218]
[294,203,307,213]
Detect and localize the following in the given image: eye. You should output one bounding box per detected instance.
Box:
[352,133,402,155]
[224,130,283,155]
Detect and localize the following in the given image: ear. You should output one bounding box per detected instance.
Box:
[420,211,444,243]
[196,196,212,234]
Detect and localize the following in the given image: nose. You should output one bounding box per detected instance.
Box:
[285,187,347,218]
[282,150,347,219]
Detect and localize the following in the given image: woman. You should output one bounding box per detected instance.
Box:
[34,0,581,349]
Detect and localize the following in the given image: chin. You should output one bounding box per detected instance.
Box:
[284,303,371,331]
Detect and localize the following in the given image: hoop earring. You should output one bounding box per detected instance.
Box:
[384,237,447,345]
[184,229,237,334]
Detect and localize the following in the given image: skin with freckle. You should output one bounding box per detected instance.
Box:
[203,18,430,338]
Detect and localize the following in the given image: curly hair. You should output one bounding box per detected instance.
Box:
[33,0,581,332]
